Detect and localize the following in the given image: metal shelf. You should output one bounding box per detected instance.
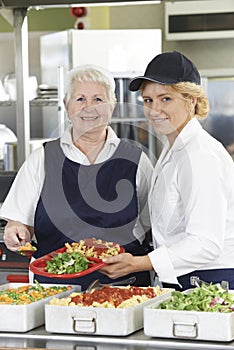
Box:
[0,326,233,350]
[30,98,58,106]
[0,98,58,107]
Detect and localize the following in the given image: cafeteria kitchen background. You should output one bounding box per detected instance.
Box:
[0,0,234,283]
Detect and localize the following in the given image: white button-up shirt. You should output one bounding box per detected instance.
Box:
[0,126,153,243]
[148,118,234,284]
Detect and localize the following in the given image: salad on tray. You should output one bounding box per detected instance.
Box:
[158,283,234,313]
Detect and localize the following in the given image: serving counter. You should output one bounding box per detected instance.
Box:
[0,327,234,350]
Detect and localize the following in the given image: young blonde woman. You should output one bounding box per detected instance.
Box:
[100,51,234,290]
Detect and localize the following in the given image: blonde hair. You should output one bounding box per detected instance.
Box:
[168,82,209,119]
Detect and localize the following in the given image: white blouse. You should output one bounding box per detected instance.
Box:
[148,118,234,284]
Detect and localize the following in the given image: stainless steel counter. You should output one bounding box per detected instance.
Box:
[0,327,234,350]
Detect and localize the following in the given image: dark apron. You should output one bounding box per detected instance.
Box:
[162,268,234,291]
[33,138,152,290]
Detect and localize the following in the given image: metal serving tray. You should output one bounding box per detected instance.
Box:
[45,288,173,336]
[0,283,80,332]
[144,290,234,342]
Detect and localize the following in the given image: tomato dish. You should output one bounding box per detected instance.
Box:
[49,285,169,308]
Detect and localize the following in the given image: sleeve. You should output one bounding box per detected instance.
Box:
[149,150,232,283]
[133,151,153,242]
[0,147,45,226]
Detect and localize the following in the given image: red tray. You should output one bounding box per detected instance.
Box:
[30,244,125,279]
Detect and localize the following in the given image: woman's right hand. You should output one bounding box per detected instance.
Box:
[3,220,33,251]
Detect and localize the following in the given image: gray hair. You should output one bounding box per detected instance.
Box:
[64,64,116,104]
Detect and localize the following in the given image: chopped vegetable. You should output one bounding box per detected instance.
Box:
[0,282,72,305]
[18,242,37,252]
[158,283,234,313]
[45,251,92,274]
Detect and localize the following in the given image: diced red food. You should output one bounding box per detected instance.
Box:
[70,286,156,307]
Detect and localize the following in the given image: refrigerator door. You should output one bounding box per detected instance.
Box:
[40,29,161,86]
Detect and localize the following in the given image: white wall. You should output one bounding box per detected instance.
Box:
[110,3,234,72]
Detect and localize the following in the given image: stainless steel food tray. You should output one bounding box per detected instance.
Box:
[144,290,234,342]
[0,283,79,332]
[45,288,173,336]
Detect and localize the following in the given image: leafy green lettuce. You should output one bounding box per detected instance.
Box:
[158,284,234,313]
[45,251,92,274]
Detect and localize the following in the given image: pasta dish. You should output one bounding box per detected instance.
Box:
[49,285,169,308]
[65,238,121,259]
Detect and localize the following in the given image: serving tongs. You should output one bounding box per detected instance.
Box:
[86,276,136,293]
[190,276,229,292]
[16,249,35,258]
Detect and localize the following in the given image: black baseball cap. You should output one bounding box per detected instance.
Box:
[129,51,201,91]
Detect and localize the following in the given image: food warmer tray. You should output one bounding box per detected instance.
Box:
[144,289,234,342]
[0,283,80,332]
[45,288,173,336]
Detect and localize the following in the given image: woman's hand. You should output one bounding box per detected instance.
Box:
[3,220,34,251]
[99,252,153,279]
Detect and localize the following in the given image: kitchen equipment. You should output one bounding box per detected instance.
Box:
[40,29,161,86]
[2,138,53,172]
[144,288,234,342]
[45,287,173,336]
[0,220,29,284]
[37,84,58,99]
[0,283,79,332]
[0,124,17,170]
[16,241,37,258]
[4,73,38,101]
[190,275,229,292]
[3,141,17,171]
[86,276,136,293]
[16,249,36,258]
[190,275,209,287]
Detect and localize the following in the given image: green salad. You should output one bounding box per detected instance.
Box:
[45,251,92,274]
[158,284,234,313]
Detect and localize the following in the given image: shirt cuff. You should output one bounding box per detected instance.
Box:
[148,245,179,285]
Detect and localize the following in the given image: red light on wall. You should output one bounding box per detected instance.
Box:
[71,7,87,18]
[77,22,85,30]
[74,18,90,30]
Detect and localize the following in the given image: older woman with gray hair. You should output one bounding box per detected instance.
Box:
[1,64,153,290]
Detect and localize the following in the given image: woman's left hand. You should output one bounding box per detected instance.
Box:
[99,252,152,279]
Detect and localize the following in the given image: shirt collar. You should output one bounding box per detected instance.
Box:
[60,125,119,148]
[61,125,73,145]
[170,118,202,152]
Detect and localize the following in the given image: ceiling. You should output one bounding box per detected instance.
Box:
[0,0,212,8]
